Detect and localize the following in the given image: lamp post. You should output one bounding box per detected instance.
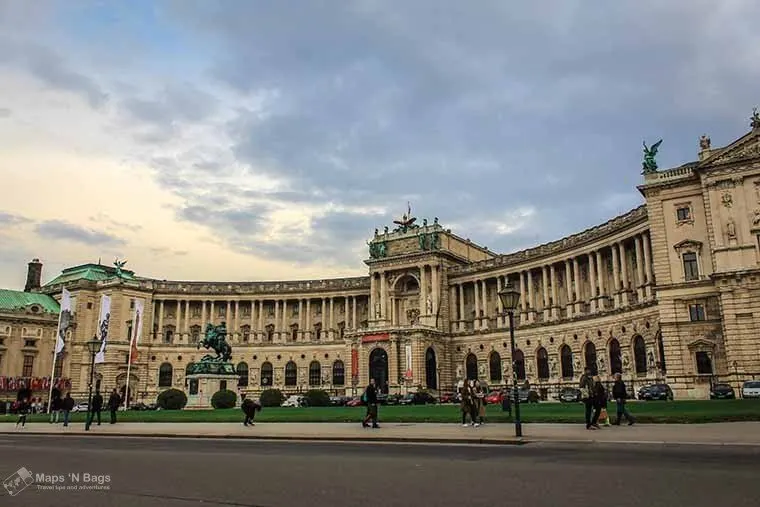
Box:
[498,282,522,437]
[84,337,101,431]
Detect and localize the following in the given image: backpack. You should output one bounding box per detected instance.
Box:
[361,390,368,403]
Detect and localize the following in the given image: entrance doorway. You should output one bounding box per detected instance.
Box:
[425,347,437,390]
[369,348,389,393]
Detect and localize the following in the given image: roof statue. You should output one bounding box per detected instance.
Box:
[392,202,419,233]
[642,139,663,174]
[751,107,760,130]
[113,259,127,279]
[699,134,711,150]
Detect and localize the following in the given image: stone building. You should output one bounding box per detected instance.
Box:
[3,117,760,403]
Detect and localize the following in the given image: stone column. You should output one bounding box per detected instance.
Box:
[306,299,312,339]
[352,296,357,330]
[184,301,190,339]
[258,300,264,339]
[573,258,582,314]
[496,276,504,327]
[527,270,535,322]
[344,297,349,331]
[209,301,215,325]
[643,232,653,299]
[200,301,206,331]
[234,300,240,340]
[273,300,280,338]
[550,264,558,320]
[635,235,645,301]
[298,299,304,334]
[596,250,605,310]
[588,252,597,312]
[158,300,165,341]
[250,300,256,337]
[481,279,489,330]
[329,297,335,339]
[619,242,630,306]
[419,265,428,318]
[519,271,527,324]
[176,301,182,340]
[564,260,573,318]
[370,274,377,320]
[431,264,439,321]
[542,266,550,321]
[380,272,387,321]
[458,283,465,331]
[611,244,621,308]
[473,280,481,330]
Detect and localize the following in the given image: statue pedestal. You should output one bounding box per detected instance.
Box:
[185,373,241,410]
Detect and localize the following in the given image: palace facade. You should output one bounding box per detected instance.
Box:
[3,118,760,403]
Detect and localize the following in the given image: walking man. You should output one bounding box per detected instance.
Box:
[89,390,103,426]
[579,367,594,429]
[361,378,379,428]
[107,389,121,424]
[62,392,75,427]
[612,373,635,426]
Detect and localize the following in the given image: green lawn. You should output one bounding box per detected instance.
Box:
[15,399,760,424]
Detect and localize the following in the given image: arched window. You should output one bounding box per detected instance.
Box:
[163,325,175,344]
[241,325,251,342]
[260,362,273,386]
[633,335,647,374]
[190,325,201,342]
[489,352,502,382]
[560,345,574,379]
[332,360,345,385]
[285,361,298,386]
[185,363,194,375]
[513,349,526,381]
[237,362,249,387]
[338,321,346,340]
[584,342,598,375]
[656,332,666,372]
[290,324,299,342]
[309,361,321,386]
[158,363,172,387]
[609,339,622,374]
[314,322,322,340]
[265,324,274,342]
[465,353,478,380]
[537,347,549,380]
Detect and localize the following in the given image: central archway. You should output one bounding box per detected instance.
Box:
[369,348,389,393]
[465,353,478,380]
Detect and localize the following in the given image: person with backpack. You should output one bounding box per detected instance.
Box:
[612,373,635,426]
[579,367,594,429]
[361,378,379,428]
[241,394,261,426]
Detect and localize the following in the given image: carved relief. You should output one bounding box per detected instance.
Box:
[725,217,737,241]
[721,192,733,208]
[751,209,760,228]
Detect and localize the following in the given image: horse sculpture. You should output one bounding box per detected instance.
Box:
[197,323,232,363]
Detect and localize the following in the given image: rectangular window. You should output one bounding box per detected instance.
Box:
[54,358,63,379]
[689,304,706,321]
[130,299,135,309]
[695,351,713,374]
[24,340,36,347]
[683,252,699,281]
[23,355,34,377]
[676,207,691,221]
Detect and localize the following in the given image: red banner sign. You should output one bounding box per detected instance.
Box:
[351,348,358,377]
[0,377,71,392]
[361,333,390,343]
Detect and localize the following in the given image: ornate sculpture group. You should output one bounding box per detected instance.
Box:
[113,259,127,279]
[367,240,388,259]
[642,139,663,174]
[751,107,760,130]
[188,323,235,375]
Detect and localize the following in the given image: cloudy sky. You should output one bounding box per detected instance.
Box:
[1,1,759,288]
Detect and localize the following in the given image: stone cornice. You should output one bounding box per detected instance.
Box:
[448,205,648,276]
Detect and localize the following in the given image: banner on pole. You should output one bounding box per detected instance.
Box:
[129,299,143,364]
[54,289,72,354]
[94,295,111,364]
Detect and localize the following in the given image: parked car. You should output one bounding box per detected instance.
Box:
[72,402,89,412]
[638,383,674,401]
[329,396,349,406]
[741,380,760,399]
[516,389,540,403]
[399,392,437,405]
[439,392,457,404]
[558,387,582,403]
[129,402,158,411]
[485,391,505,405]
[385,394,402,405]
[709,383,736,400]
[346,397,363,407]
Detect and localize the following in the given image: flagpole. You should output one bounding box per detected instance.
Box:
[47,292,66,414]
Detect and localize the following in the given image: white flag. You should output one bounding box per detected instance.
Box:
[94,295,111,364]
[54,289,72,354]
[129,300,144,363]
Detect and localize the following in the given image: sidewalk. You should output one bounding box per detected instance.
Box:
[2,421,760,446]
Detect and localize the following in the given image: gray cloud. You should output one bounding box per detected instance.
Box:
[35,220,126,246]
[89,213,143,233]
[0,211,32,226]
[0,108,10,118]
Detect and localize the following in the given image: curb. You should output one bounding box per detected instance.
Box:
[0,431,527,446]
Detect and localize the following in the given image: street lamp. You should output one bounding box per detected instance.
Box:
[498,282,522,437]
[84,337,101,431]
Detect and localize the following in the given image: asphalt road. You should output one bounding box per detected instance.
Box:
[1,435,759,507]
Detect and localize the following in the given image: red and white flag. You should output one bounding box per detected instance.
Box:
[129,300,144,364]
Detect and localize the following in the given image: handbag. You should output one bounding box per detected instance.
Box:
[580,387,590,400]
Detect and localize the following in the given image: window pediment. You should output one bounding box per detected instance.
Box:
[687,338,715,351]
[673,239,703,253]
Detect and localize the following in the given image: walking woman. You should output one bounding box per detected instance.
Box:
[15,398,29,429]
[588,375,607,430]
[460,380,475,427]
